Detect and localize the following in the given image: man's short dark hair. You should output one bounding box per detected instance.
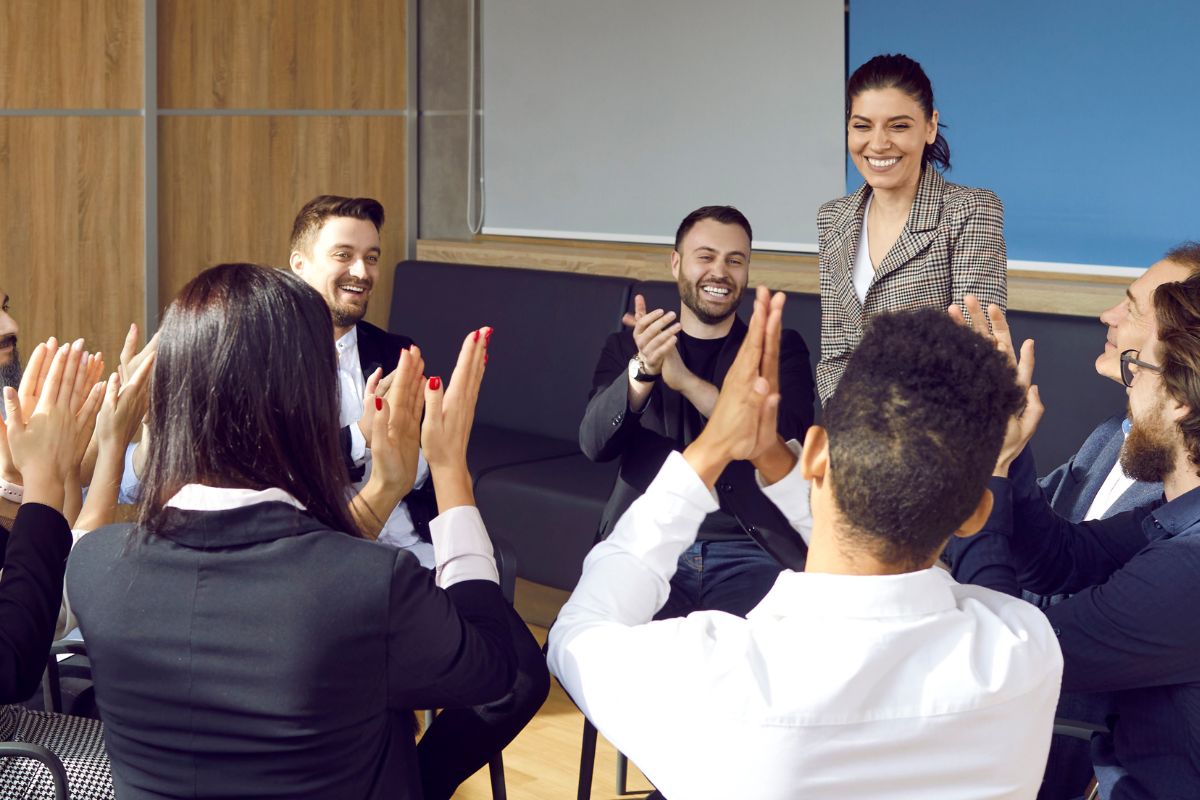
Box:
[289,195,385,257]
[823,309,1025,569]
[1164,241,1200,278]
[673,206,752,252]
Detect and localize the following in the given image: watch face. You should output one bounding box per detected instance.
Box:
[629,356,641,381]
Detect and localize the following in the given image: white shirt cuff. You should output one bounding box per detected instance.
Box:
[430,505,500,588]
[755,439,814,545]
[349,420,368,464]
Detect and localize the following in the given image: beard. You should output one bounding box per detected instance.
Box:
[1120,399,1176,483]
[330,301,368,330]
[0,342,20,391]
[327,279,372,330]
[677,276,743,326]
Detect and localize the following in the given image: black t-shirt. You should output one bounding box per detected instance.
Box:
[676,332,745,542]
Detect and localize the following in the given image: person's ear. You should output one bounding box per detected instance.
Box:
[670,250,681,281]
[801,426,828,482]
[289,250,305,275]
[952,488,994,539]
[926,108,939,146]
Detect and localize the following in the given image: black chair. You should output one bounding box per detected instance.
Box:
[578,717,635,799]
[1052,717,1107,800]
[0,741,69,800]
[422,535,518,800]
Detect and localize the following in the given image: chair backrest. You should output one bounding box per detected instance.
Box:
[389,261,634,442]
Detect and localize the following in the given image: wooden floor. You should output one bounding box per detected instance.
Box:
[450,625,655,800]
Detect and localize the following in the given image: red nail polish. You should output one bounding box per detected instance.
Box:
[485,328,493,342]
[473,330,480,342]
[429,376,441,391]
[375,397,382,411]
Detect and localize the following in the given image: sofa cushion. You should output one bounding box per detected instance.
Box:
[473,453,618,590]
[389,261,633,443]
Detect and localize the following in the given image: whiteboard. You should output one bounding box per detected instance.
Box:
[481,0,846,252]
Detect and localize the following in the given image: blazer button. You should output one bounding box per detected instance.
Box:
[745,525,758,535]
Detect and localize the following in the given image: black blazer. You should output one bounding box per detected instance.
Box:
[579,318,815,570]
[66,503,517,799]
[0,502,71,702]
[344,320,437,540]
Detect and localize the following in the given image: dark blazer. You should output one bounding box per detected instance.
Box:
[816,164,1007,404]
[579,317,815,571]
[66,503,517,800]
[345,320,437,539]
[0,502,71,702]
[1039,413,1163,525]
[1032,413,1162,800]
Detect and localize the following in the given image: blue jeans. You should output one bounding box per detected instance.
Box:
[654,539,783,620]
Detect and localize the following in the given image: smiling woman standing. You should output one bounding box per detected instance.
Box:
[816,53,1007,404]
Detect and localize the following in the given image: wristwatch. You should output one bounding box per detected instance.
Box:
[628,355,659,383]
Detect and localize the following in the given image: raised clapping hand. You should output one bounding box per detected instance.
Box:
[421,327,490,513]
[369,345,427,496]
[2,340,104,513]
[623,295,683,380]
[682,286,786,487]
[949,294,1044,476]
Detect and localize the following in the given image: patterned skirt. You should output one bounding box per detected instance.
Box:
[0,704,113,800]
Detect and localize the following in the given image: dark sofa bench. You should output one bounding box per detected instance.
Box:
[389,259,1125,591]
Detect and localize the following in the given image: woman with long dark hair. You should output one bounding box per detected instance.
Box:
[66,264,522,799]
[816,53,1007,404]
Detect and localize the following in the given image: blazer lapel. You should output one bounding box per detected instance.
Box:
[355,323,386,379]
[714,318,749,388]
[872,165,945,286]
[827,184,871,329]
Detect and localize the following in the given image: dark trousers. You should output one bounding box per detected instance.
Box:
[417,603,550,800]
[655,539,783,620]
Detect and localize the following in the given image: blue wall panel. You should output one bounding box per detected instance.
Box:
[849,0,1199,269]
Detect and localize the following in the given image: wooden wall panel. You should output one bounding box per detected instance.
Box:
[0,0,142,108]
[158,115,406,327]
[0,116,144,361]
[159,0,406,109]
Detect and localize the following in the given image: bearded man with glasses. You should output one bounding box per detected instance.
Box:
[950,273,1200,800]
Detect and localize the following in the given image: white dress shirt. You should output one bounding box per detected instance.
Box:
[851,193,875,303]
[1083,420,1134,521]
[335,328,433,565]
[548,449,1062,800]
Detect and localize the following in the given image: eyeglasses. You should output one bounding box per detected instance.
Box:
[1120,349,1162,388]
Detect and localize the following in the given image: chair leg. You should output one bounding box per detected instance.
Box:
[578,718,598,800]
[615,751,628,794]
[41,659,62,714]
[488,752,507,800]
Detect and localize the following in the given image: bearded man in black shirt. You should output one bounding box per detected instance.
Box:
[580,206,816,620]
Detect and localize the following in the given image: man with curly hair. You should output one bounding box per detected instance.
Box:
[550,291,1061,800]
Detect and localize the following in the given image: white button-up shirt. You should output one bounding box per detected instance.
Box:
[335,328,431,562]
[547,449,1062,800]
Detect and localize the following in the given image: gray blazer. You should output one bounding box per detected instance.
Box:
[816,165,1007,404]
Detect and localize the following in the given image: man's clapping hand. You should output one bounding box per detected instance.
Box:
[683,286,787,487]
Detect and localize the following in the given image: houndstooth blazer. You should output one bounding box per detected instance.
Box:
[816,165,1007,404]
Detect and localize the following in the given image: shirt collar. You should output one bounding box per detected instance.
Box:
[748,566,959,621]
[1146,483,1200,541]
[335,326,358,354]
[165,484,308,512]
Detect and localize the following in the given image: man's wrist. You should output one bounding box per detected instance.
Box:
[682,434,731,489]
[752,438,796,487]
